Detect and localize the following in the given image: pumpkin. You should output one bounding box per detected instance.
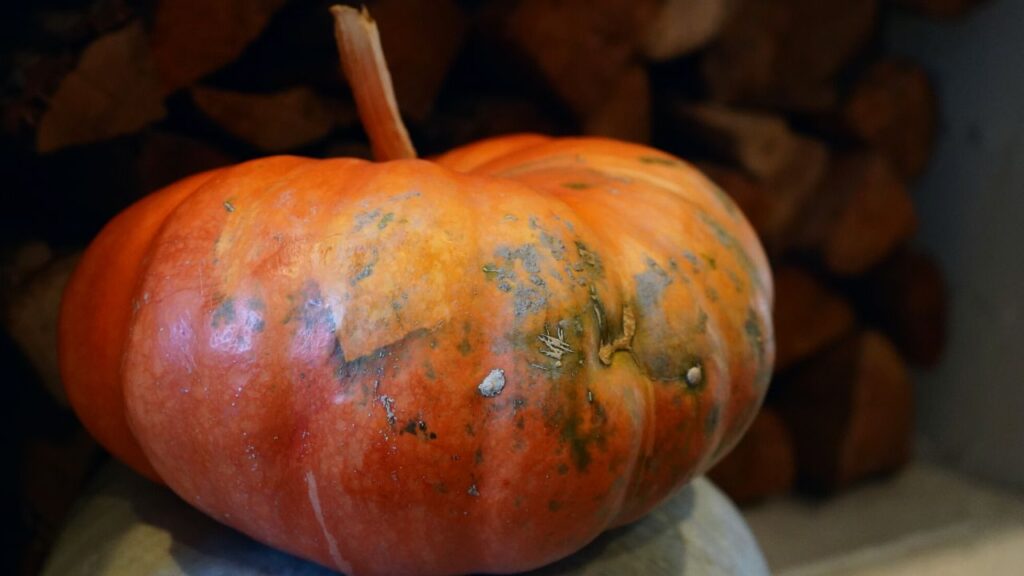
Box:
[58,6,774,576]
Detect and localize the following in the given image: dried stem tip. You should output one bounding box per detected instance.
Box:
[330,5,416,161]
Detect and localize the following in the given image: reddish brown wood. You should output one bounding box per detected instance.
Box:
[708,407,796,505]
[772,266,855,371]
[643,0,734,61]
[702,0,877,112]
[583,64,651,143]
[676,105,829,251]
[37,22,165,153]
[675,104,796,179]
[697,163,774,239]
[191,85,353,152]
[371,0,467,122]
[137,131,236,194]
[864,250,947,366]
[150,0,289,94]
[794,151,916,276]
[844,59,936,179]
[506,0,659,119]
[776,330,913,493]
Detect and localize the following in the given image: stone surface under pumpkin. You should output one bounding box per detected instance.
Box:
[42,462,769,576]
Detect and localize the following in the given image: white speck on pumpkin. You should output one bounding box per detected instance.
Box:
[686,365,703,386]
[478,369,506,397]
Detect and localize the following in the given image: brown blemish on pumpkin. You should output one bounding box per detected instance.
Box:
[695,308,709,334]
[566,395,609,472]
[574,241,602,272]
[705,404,721,436]
[401,417,437,440]
[705,285,719,302]
[638,155,680,166]
[223,200,235,213]
[562,182,591,190]
[598,304,635,366]
[745,307,769,381]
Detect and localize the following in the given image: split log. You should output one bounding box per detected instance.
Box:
[674,104,797,179]
[702,0,878,112]
[708,407,796,505]
[643,0,735,61]
[675,104,829,251]
[863,250,947,366]
[371,0,467,122]
[844,59,936,179]
[776,330,913,493]
[697,164,774,239]
[150,0,290,94]
[582,64,651,143]
[772,266,855,371]
[37,21,165,153]
[506,0,659,119]
[431,96,566,150]
[191,85,354,152]
[794,151,916,276]
[137,131,237,194]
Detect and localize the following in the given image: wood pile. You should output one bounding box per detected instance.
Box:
[0,0,966,571]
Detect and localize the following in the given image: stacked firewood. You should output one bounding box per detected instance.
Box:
[1,0,974,571]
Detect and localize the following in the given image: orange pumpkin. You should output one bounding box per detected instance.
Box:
[59,7,773,576]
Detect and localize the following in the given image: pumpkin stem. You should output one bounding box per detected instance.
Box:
[330,5,417,161]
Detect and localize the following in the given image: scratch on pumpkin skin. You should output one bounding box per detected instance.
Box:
[379,395,397,425]
[305,471,351,574]
[538,324,574,367]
